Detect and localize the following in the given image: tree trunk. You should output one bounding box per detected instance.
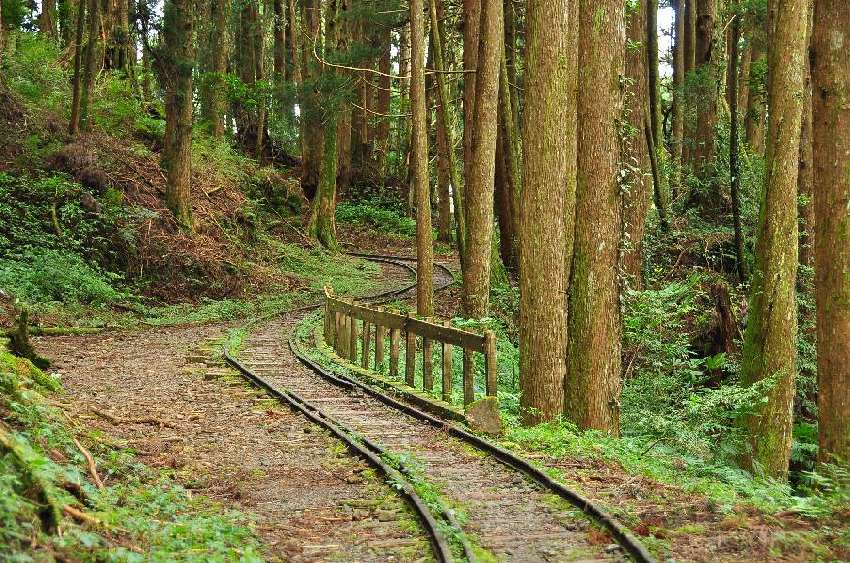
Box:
[672,0,686,194]
[729,7,747,282]
[519,0,574,425]
[621,0,652,288]
[308,0,339,249]
[797,1,815,271]
[462,0,503,318]
[68,0,86,136]
[273,0,286,84]
[374,28,391,176]
[685,0,697,73]
[812,0,850,465]
[745,41,767,153]
[740,0,807,479]
[565,0,625,435]
[409,0,433,316]
[40,0,57,38]
[79,0,101,132]
[161,0,195,230]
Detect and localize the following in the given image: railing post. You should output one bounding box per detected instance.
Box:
[463,348,474,406]
[334,311,343,355]
[390,327,401,378]
[405,313,416,387]
[324,299,334,347]
[348,309,359,363]
[340,314,349,357]
[442,320,453,403]
[485,330,497,398]
[361,320,371,369]
[374,307,385,372]
[423,318,434,393]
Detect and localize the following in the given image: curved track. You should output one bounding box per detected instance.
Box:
[225,254,654,563]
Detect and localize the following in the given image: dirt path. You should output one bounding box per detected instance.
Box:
[37,323,432,562]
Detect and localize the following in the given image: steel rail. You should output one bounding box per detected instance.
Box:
[222,346,457,562]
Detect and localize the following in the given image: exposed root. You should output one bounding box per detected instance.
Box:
[72,437,104,490]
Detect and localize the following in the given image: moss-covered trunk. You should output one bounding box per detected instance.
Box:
[739,0,807,479]
[565,0,625,435]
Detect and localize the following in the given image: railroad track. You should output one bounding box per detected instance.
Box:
[225,254,654,563]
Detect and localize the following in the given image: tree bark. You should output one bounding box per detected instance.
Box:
[519,0,573,425]
[301,0,324,196]
[409,0,433,316]
[40,0,57,38]
[273,0,286,84]
[745,40,767,153]
[565,0,625,435]
[462,0,503,317]
[812,0,850,465]
[740,0,807,479]
[160,0,195,230]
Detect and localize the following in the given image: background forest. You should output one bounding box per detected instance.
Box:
[1,0,849,559]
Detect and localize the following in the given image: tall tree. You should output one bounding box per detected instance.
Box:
[308,0,341,248]
[672,0,686,193]
[159,0,196,229]
[692,0,719,183]
[622,0,651,287]
[429,0,466,258]
[78,0,101,132]
[40,0,57,39]
[301,0,325,195]
[744,35,767,153]
[645,0,670,227]
[740,0,807,479]
[200,0,229,138]
[565,0,625,435]
[797,1,815,270]
[462,0,503,317]
[729,6,747,281]
[68,0,86,136]
[409,0,432,315]
[812,0,850,465]
[519,0,573,425]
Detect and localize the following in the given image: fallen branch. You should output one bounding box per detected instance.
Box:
[72,437,105,490]
[91,408,177,429]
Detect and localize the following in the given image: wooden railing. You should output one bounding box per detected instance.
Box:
[323,289,497,405]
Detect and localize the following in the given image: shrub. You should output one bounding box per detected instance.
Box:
[2,33,68,111]
[336,201,417,238]
[0,249,124,306]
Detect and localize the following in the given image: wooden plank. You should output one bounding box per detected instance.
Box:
[339,314,349,357]
[328,297,484,350]
[405,314,416,387]
[442,321,453,403]
[406,317,486,352]
[361,321,371,370]
[390,328,400,378]
[485,330,497,397]
[463,348,474,406]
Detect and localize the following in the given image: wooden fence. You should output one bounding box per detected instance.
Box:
[323,289,497,405]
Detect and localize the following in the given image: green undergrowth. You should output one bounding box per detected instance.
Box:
[0,349,263,560]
